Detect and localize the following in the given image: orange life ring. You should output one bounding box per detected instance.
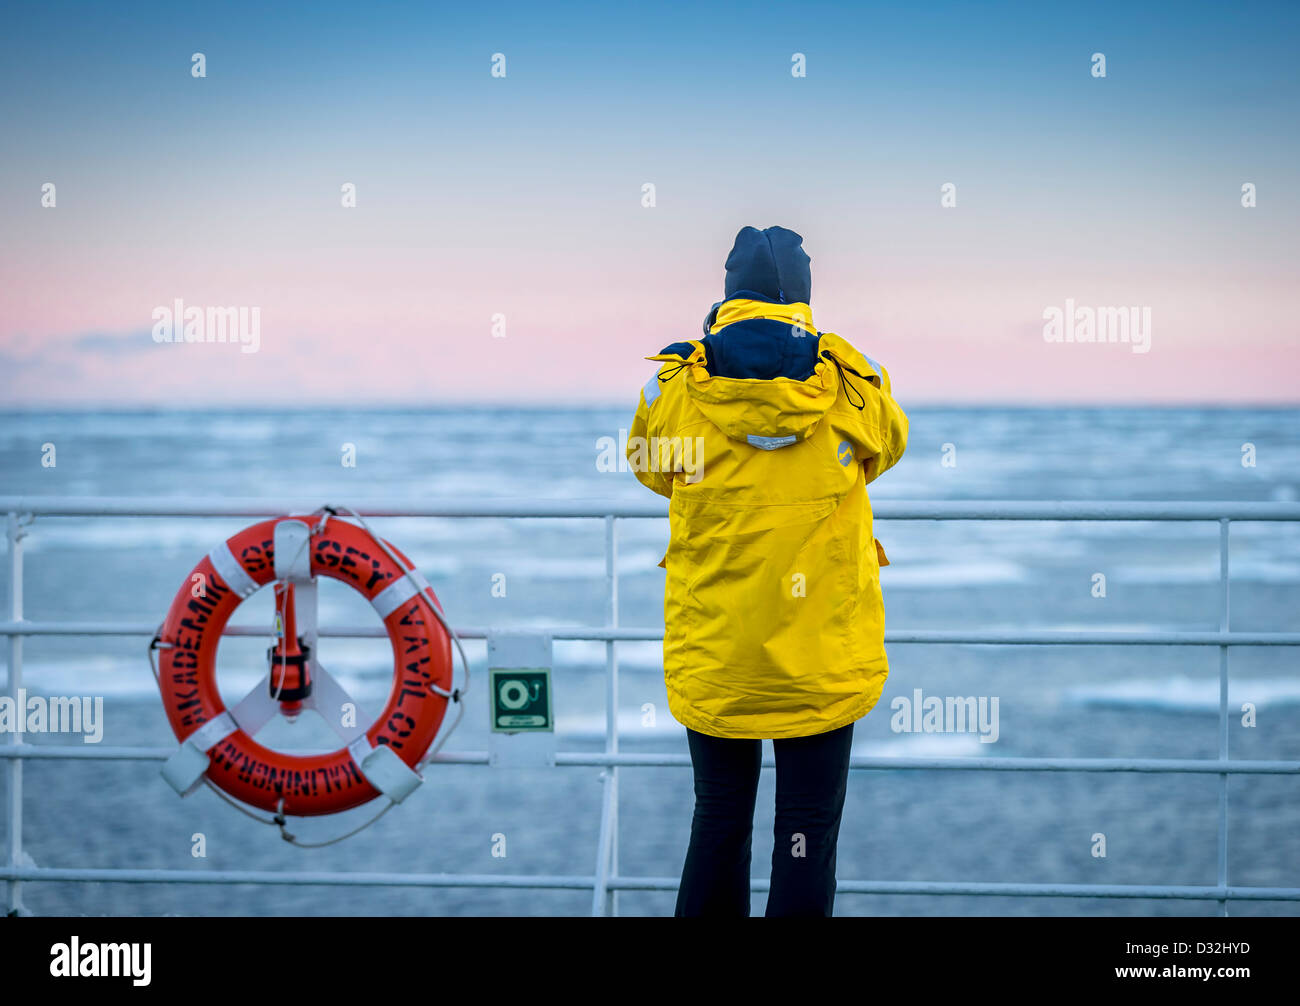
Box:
[155,514,452,816]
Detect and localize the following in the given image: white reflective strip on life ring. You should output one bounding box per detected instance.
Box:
[208,542,259,598]
[370,570,430,619]
[186,711,239,752]
[346,734,373,768]
[346,735,423,805]
[160,711,239,797]
[273,519,313,582]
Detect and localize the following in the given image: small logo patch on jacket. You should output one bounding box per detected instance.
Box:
[746,434,798,451]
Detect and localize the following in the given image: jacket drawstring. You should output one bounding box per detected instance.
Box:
[828,355,866,411]
[658,360,690,385]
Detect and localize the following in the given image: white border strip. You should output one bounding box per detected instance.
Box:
[346,735,423,804]
[272,519,313,582]
[346,734,372,767]
[371,570,430,619]
[184,711,239,752]
[208,542,259,598]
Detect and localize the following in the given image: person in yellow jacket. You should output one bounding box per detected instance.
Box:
[626,225,908,917]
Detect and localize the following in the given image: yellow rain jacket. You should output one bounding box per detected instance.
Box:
[627,298,909,739]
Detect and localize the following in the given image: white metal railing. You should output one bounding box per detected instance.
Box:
[3,495,1300,917]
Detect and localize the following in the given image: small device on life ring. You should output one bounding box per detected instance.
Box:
[152,511,457,818]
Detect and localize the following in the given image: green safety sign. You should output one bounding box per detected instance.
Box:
[489,667,553,732]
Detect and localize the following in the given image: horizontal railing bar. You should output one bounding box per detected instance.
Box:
[1,745,1295,774]
[3,620,1298,646]
[0,867,596,890]
[887,630,1300,646]
[559,754,1297,773]
[3,867,1296,900]
[0,745,484,763]
[3,496,1300,521]
[877,501,1300,522]
[0,497,669,519]
[0,621,635,641]
[611,877,1300,901]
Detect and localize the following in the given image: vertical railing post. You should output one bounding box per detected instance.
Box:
[591,515,620,916]
[5,512,30,916]
[1216,518,1230,918]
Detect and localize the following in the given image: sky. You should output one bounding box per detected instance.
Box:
[1,0,1297,407]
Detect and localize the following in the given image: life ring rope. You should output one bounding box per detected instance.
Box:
[150,504,471,844]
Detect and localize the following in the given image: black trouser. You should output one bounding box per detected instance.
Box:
[674,722,855,917]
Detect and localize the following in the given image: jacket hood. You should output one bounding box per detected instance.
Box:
[648,300,880,450]
[723,225,811,305]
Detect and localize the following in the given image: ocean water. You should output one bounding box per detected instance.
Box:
[0,406,1298,917]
